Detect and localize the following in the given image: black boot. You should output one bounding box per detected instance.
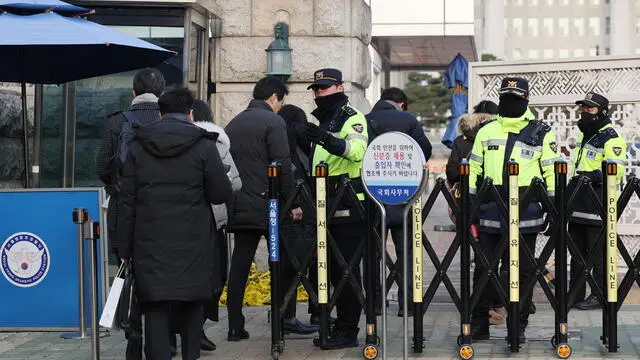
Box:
[575,294,601,310]
[470,318,490,343]
[201,330,216,351]
[317,328,359,350]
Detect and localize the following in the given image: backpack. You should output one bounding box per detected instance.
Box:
[109,111,152,194]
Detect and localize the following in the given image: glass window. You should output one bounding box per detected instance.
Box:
[513,0,523,4]
[543,17,554,36]
[558,49,569,58]
[529,0,538,4]
[636,48,640,54]
[513,18,523,36]
[72,26,184,187]
[561,0,569,4]
[592,0,600,4]
[605,47,610,55]
[574,48,585,57]
[589,17,600,36]
[558,18,569,36]
[528,49,539,58]
[577,0,585,4]
[513,48,523,59]
[528,18,539,36]
[543,49,554,58]
[589,47,598,56]
[574,18,585,36]
[605,16,611,35]
[546,0,554,4]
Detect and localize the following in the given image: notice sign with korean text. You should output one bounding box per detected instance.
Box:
[362,132,426,205]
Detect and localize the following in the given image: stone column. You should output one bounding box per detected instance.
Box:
[609,0,631,56]
[212,0,373,126]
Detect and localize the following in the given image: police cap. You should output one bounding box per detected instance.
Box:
[575,92,609,108]
[498,77,529,99]
[307,68,343,90]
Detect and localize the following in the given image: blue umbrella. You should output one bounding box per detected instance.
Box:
[0,0,89,15]
[0,12,174,84]
[442,54,469,149]
[0,8,174,187]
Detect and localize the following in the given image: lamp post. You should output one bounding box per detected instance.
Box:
[266,22,293,83]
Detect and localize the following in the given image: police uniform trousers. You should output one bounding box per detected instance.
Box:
[568,222,604,303]
[325,221,364,333]
[227,230,297,331]
[472,232,536,328]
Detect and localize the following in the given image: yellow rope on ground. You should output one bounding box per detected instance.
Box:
[218,262,309,307]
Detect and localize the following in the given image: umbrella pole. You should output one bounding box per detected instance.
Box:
[21,82,30,188]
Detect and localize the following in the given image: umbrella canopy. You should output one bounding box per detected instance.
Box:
[0,12,175,84]
[442,54,470,149]
[0,0,89,16]
[443,53,469,89]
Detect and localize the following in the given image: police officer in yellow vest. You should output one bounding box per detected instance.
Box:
[468,77,562,343]
[569,92,626,310]
[301,68,368,349]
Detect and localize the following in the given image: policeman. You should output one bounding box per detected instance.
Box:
[301,68,368,349]
[569,93,626,310]
[468,77,561,343]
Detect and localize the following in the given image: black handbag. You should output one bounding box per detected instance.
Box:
[116,260,140,333]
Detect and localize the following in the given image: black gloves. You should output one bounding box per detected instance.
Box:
[303,123,346,156]
[576,169,603,185]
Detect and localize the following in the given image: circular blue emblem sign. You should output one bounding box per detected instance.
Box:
[1,232,51,287]
[362,132,426,205]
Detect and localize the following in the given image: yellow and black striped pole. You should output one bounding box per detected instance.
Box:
[412,196,423,353]
[507,160,521,352]
[604,160,619,352]
[315,163,329,347]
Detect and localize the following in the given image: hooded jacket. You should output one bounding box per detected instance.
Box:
[117,113,232,302]
[193,121,242,229]
[445,113,493,186]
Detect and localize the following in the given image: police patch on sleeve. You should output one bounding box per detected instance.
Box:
[613,147,622,156]
[549,142,558,153]
[351,123,364,133]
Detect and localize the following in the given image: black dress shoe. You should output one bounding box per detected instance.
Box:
[227,328,250,341]
[576,294,601,310]
[201,331,216,351]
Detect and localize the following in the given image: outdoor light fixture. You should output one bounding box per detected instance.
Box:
[265,22,292,82]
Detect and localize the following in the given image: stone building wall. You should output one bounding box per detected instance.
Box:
[212,0,373,126]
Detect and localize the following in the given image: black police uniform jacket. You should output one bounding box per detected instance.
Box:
[117,114,232,302]
[366,100,433,226]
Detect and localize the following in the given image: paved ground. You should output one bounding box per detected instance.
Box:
[4,170,640,359]
[3,303,640,360]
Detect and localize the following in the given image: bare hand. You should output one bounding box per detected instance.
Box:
[290,207,303,221]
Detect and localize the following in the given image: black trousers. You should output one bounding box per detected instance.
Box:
[115,254,144,360]
[143,301,203,360]
[569,222,603,302]
[327,222,364,332]
[227,230,297,330]
[390,225,412,309]
[472,232,536,328]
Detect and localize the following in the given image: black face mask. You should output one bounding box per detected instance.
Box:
[577,111,606,135]
[314,92,348,109]
[498,95,529,118]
